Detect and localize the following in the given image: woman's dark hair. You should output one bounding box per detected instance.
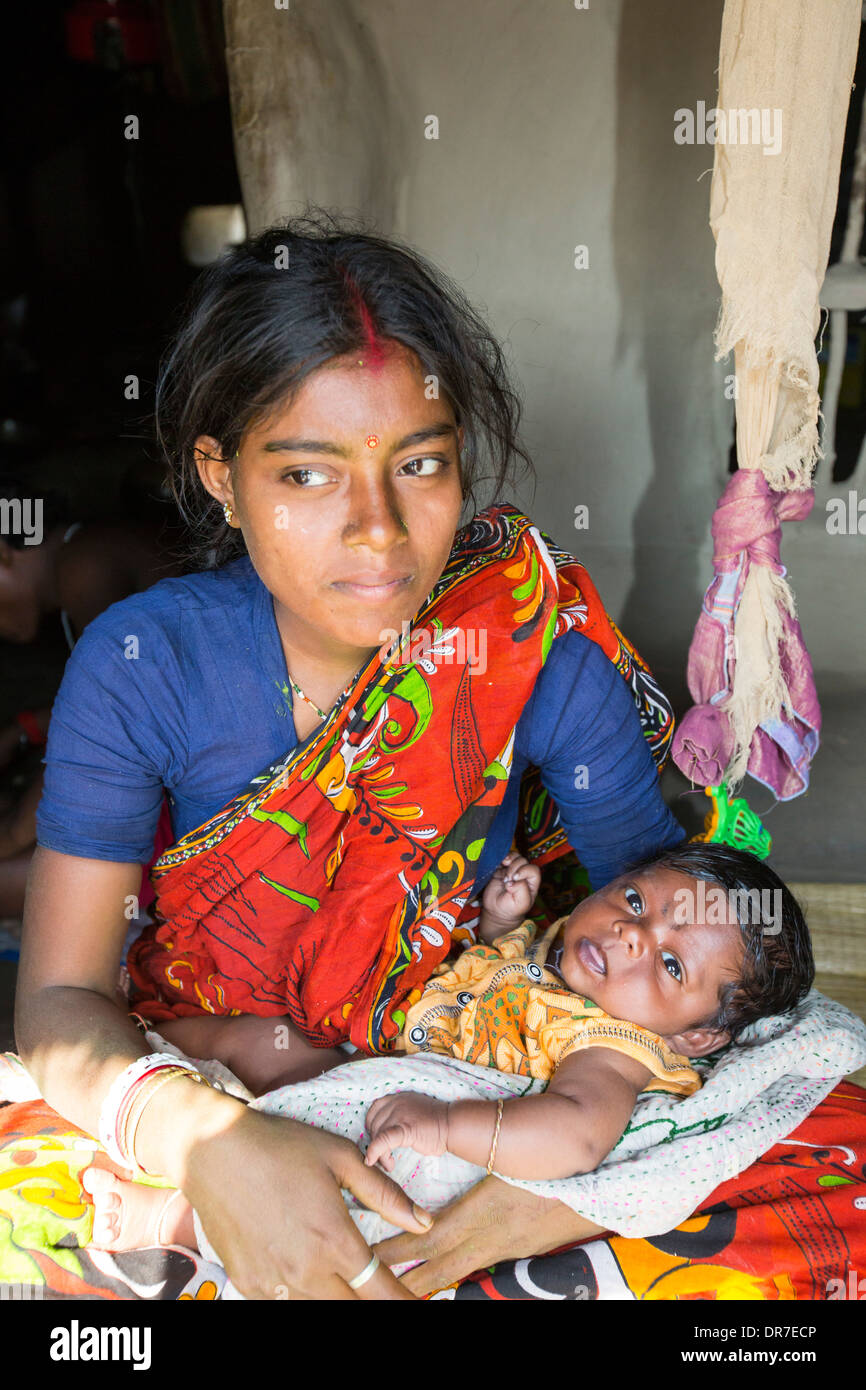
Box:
[155,206,535,570]
[627,840,815,1044]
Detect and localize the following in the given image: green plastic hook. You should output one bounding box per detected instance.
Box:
[695,782,772,860]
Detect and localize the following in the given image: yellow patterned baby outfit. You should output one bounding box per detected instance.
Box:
[397,918,702,1097]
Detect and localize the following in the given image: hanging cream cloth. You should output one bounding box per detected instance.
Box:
[672,0,862,797]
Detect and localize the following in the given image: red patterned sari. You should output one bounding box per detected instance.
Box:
[126,504,673,1052]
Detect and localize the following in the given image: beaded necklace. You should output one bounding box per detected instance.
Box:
[286,671,357,722]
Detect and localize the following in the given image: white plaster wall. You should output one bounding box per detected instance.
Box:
[225,0,865,688]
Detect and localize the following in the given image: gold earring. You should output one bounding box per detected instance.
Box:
[223,502,234,524]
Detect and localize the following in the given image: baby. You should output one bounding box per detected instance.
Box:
[84,839,814,1257]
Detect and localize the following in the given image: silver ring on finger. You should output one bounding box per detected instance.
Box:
[348,1253,380,1290]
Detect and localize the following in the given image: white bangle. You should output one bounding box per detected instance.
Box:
[98,1053,203,1168]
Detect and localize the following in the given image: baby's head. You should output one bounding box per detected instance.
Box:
[557,841,814,1058]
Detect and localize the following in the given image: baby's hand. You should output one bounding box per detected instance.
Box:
[364,1093,450,1172]
[482,852,542,924]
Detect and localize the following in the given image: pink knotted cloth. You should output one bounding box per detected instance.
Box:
[671,470,821,800]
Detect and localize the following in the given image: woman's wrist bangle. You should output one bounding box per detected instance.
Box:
[98,1054,205,1170]
[125,1070,211,1176]
[118,1068,180,1175]
[134,1071,246,1188]
[486,1098,504,1175]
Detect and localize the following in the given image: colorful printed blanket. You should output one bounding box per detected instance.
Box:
[1,1079,864,1301]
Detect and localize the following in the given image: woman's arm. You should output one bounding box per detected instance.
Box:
[15,848,186,1144]
[524,633,683,887]
[16,847,429,1299]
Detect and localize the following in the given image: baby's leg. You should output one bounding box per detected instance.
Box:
[82,1166,419,1286]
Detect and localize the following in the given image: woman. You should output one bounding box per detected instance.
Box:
[10,209,682,1299]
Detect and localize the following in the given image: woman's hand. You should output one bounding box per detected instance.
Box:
[364,1092,450,1171]
[372,1175,607,1297]
[180,1102,434,1299]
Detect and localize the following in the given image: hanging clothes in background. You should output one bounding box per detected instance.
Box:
[672,0,862,800]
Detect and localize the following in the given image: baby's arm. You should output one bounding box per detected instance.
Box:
[365,1048,653,1180]
[478,852,542,943]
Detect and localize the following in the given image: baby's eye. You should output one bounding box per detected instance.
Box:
[624,886,643,914]
[661,951,682,982]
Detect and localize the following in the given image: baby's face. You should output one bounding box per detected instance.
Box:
[558,866,744,1056]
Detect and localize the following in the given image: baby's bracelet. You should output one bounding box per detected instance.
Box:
[98,1053,204,1170]
[486,1098,505,1175]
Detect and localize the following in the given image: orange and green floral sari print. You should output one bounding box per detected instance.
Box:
[126,505,674,1053]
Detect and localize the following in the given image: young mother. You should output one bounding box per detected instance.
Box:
[14,210,683,1300]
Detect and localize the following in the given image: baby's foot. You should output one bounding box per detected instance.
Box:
[82,1167,196,1251]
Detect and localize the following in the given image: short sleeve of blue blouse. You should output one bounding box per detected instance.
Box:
[35,604,188,862]
[515,630,684,887]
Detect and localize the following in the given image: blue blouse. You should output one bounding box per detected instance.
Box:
[35,553,683,893]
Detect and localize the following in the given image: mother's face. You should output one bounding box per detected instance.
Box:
[195,342,465,657]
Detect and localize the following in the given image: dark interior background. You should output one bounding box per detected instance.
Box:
[1,0,239,705]
[0,0,240,1044]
